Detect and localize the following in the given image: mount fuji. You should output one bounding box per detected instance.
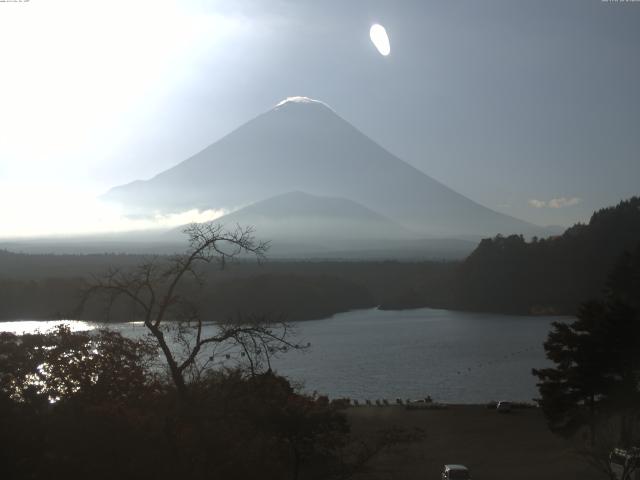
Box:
[104,96,538,240]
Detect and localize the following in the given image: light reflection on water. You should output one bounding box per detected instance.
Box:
[0,308,566,403]
[0,320,96,335]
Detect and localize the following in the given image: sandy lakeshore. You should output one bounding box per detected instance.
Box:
[347,405,602,480]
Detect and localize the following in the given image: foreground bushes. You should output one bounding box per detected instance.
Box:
[0,327,412,480]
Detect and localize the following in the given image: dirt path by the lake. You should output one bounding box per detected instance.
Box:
[348,405,602,480]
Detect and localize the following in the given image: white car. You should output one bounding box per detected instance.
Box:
[441,464,471,480]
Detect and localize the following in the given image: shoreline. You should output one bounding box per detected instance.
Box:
[0,304,572,325]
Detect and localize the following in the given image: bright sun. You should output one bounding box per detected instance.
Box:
[0,1,249,238]
[370,24,391,56]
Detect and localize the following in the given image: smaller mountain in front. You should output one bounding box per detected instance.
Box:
[167,191,477,259]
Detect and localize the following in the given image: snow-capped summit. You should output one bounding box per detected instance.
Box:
[274,96,331,110]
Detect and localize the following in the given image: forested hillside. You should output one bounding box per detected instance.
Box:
[0,254,455,322]
[454,197,640,314]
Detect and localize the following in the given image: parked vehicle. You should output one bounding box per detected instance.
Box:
[496,401,512,413]
[610,447,640,480]
[441,464,471,480]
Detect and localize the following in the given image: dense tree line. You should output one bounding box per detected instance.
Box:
[454,197,640,314]
[0,273,378,323]
[0,254,455,322]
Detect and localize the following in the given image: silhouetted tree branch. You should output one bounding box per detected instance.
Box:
[81,222,303,398]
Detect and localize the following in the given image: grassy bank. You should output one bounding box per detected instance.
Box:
[347,405,601,480]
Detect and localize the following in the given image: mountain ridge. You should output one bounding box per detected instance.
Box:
[104,97,540,238]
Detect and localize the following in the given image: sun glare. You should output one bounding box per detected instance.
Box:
[0,1,218,162]
[370,24,391,56]
[0,1,250,238]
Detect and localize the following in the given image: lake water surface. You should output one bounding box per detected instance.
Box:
[0,308,566,404]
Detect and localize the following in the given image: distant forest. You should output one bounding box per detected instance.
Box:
[0,197,638,321]
[0,253,455,322]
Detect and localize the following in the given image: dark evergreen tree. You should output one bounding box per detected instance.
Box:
[533,244,640,447]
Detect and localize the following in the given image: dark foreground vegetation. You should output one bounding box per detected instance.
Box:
[0,326,418,480]
[1,197,639,321]
[532,243,640,479]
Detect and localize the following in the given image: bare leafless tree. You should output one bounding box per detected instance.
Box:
[81,222,302,398]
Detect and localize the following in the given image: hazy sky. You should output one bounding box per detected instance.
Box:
[1,0,639,237]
